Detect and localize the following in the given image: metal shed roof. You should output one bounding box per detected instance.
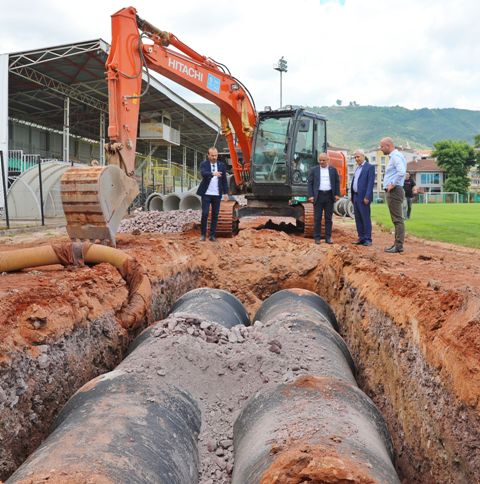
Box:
[8,39,221,152]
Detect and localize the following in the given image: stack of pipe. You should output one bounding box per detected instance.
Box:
[7,288,399,483]
[146,185,201,212]
[333,196,354,218]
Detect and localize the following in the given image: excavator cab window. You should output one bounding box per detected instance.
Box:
[252,116,290,183]
[292,116,315,184]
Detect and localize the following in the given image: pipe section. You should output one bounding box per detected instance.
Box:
[234,288,399,483]
[179,193,201,210]
[171,287,250,328]
[7,368,201,484]
[163,193,181,211]
[0,242,151,330]
[145,192,164,211]
[232,376,399,484]
[253,288,339,332]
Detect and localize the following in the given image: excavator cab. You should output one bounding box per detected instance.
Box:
[251,107,327,200]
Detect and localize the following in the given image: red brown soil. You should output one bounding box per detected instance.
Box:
[1,216,480,482]
[260,444,377,484]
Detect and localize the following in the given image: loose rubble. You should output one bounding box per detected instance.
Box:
[127,312,331,483]
[118,209,201,234]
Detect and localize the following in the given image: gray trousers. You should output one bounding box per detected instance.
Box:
[386,186,405,247]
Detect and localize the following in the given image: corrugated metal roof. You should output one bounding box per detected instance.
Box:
[8,39,221,153]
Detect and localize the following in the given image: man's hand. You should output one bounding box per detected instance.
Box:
[308,197,314,203]
[334,195,340,201]
[222,194,229,201]
[213,171,221,177]
[363,197,369,205]
[386,183,394,192]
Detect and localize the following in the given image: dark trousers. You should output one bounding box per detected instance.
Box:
[386,186,405,248]
[201,194,221,236]
[353,194,372,243]
[404,196,413,219]
[313,191,334,240]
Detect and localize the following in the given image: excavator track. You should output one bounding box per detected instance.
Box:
[215,200,240,237]
[302,203,315,238]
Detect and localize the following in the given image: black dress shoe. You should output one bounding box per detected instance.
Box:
[352,240,364,245]
[362,241,372,246]
[200,235,206,241]
[384,245,403,253]
[315,239,320,244]
[325,238,333,244]
[209,235,217,242]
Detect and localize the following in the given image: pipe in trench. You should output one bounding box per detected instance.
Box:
[6,368,201,484]
[171,287,250,328]
[129,287,250,353]
[0,242,151,330]
[253,287,339,332]
[232,376,399,484]
[233,288,399,483]
[6,288,248,483]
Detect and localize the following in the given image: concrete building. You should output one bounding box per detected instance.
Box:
[407,158,445,193]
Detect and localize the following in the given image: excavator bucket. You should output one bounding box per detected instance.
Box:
[61,165,139,246]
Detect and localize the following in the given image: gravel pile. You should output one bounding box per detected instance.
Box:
[124,312,331,483]
[118,209,200,234]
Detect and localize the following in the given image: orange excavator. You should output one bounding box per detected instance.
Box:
[60,6,347,245]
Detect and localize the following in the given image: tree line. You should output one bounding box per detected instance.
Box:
[431,136,480,194]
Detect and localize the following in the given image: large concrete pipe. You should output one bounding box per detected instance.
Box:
[253,288,339,331]
[128,287,250,353]
[0,242,151,330]
[233,287,399,483]
[232,375,399,484]
[7,365,201,483]
[170,287,250,328]
[179,193,201,211]
[163,192,181,211]
[145,192,164,211]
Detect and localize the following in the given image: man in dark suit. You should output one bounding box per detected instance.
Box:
[307,152,340,244]
[351,149,376,246]
[196,147,229,241]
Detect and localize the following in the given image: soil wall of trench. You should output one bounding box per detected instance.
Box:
[1,227,479,482]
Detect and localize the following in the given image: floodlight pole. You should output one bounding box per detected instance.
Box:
[273,56,288,108]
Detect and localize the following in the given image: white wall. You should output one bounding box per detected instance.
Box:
[0,54,8,209]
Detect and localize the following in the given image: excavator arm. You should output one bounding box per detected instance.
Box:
[106,6,256,185]
[61,6,256,246]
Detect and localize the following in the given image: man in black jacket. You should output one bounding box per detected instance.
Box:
[196,147,229,241]
[307,152,340,244]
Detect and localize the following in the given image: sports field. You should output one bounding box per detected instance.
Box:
[371,203,480,248]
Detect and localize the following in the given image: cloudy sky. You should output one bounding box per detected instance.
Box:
[2,0,480,111]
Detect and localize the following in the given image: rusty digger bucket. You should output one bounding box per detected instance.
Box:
[61,165,139,246]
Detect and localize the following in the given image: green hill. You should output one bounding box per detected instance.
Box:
[194,103,480,150]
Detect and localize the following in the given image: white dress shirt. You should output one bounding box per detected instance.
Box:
[319,167,331,191]
[205,163,220,195]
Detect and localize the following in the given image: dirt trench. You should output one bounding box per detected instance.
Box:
[0,217,479,482]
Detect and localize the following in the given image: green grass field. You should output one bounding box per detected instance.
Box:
[370,203,480,248]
